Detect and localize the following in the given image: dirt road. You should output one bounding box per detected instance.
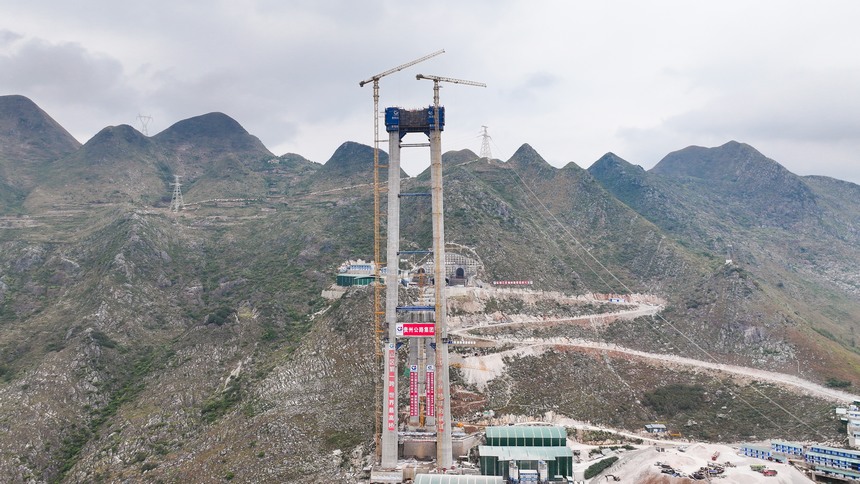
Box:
[450,297,859,403]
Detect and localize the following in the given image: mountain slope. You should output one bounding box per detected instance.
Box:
[590,141,860,382]
[651,141,819,228]
[304,141,406,193]
[24,125,170,210]
[153,112,274,201]
[0,95,81,212]
[2,99,860,481]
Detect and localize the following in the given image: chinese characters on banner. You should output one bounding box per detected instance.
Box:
[386,344,397,431]
[425,364,435,417]
[409,365,418,417]
[395,323,436,337]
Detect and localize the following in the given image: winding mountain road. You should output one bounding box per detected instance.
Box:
[449,297,860,403]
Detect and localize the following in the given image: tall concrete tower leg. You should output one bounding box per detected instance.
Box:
[381,130,402,468]
[430,127,453,469]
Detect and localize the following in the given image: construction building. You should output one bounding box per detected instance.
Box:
[644,424,667,434]
[336,274,377,287]
[805,445,860,481]
[838,403,860,448]
[415,252,481,287]
[336,259,382,286]
[414,476,503,484]
[741,440,860,481]
[739,444,773,460]
[478,426,574,481]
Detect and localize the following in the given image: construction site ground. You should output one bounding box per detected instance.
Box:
[440,286,851,482]
[582,442,811,483]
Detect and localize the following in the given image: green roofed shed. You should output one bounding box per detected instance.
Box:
[479,445,574,479]
[336,274,377,287]
[413,476,504,484]
[484,426,567,447]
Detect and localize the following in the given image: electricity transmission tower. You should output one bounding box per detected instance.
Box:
[479,125,492,159]
[137,114,153,136]
[170,175,184,212]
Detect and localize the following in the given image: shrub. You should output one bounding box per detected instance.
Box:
[584,456,619,479]
[826,378,852,388]
[643,384,705,414]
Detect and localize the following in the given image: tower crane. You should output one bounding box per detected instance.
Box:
[359,50,444,88]
[415,73,486,129]
[415,73,487,89]
[359,49,444,469]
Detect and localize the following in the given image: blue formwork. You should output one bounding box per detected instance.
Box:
[384,106,445,134]
[385,107,401,132]
[426,106,445,130]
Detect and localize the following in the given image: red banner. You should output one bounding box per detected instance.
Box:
[396,323,435,337]
[426,365,435,417]
[409,365,419,417]
[386,344,397,431]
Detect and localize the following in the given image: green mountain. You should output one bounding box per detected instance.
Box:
[589,141,860,382]
[153,112,275,201]
[0,95,81,212]
[1,98,858,481]
[24,124,170,210]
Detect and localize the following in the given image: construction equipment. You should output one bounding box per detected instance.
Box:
[359,50,444,88]
[415,73,487,88]
[359,49,444,468]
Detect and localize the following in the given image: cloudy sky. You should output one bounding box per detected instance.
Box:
[2,1,859,182]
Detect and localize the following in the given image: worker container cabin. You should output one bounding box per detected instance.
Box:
[805,445,860,481]
[644,424,667,434]
[770,441,804,458]
[739,444,772,460]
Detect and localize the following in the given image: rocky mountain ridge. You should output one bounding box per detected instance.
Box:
[1,94,859,482]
